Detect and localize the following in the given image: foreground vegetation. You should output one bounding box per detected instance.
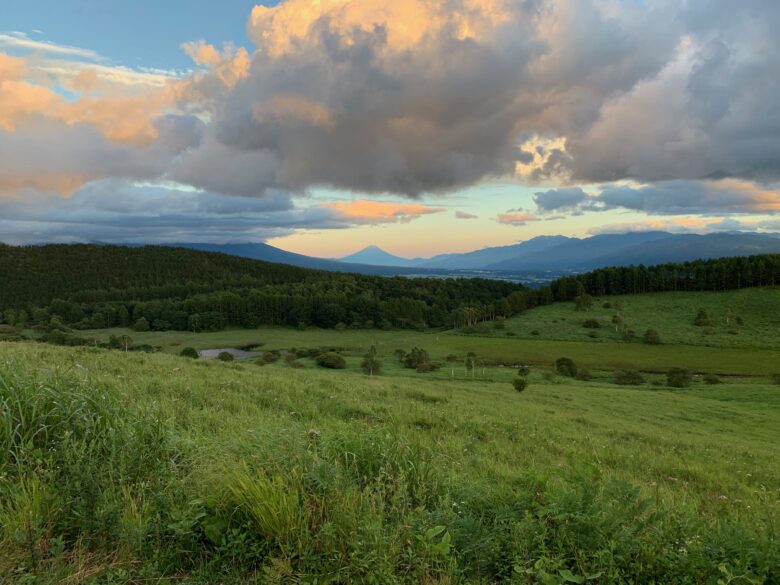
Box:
[2,342,779,583]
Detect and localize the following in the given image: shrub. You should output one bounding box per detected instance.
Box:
[554,357,577,378]
[614,369,644,385]
[530,330,540,336]
[307,348,323,359]
[517,364,530,377]
[403,347,431,370]
[494,317,506,330]
[623,329,636,341]
[316,352,346,369]
[587,331,599,338]
[667,368,692,388]
[575,293,594,311]
[575,369,592,381]
[180,347,199,359]
[703,374,721,385]
[262,352,280,364]
[512,378,528,392]
[694,308,712,327]
[132,317,150,332]
[217,351,234,362]
[582,319,601,329]
[505,331,516,336]
[642,329,661,345]
[770,374,780,385]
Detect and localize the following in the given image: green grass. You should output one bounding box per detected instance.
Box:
[485,287,780,349]
[71,321,780,376]
[1,341,779,583]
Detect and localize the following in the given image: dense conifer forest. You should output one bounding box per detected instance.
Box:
[0,244,778,334]
[0,244,521,331]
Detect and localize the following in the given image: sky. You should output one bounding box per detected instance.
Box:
[1,0,779,259]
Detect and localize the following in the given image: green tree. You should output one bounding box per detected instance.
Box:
[133,317,150,332]
[642,329,661,345]
[555,357,577,378]
[361,346,382,376]
[667,368,691,388]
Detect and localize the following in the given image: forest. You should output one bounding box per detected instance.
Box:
[0,244,521,331]
[0,244,778,334]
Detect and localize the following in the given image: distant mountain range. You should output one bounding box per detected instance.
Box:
[161,231,780,281]
[166,242,431,276]
[340,231,780,272]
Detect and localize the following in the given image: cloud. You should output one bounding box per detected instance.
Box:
[0,31,102,60]
[455,210,478,219]
[532,180,780,216]
[0,180,378,244]
[3,1,780,242]
[171,0,682,197]
[587,216,754,236]
[496,211,539,226]
[320,200,446,224]
[533,187,589,212]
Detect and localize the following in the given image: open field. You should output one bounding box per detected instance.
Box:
[486,288,780,349]
[1,341,779,583]
[71,320,780,377]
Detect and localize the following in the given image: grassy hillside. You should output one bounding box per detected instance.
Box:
[2,342,779,583]
[479,288,780,349]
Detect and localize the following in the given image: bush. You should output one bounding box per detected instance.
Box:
[217,351,234,362]
[623,329,636,341]
[132,317,150,332]
[575,369,592,381]
[494,317,505,330]
[703,374,721,385]
[602,302,612,309]
[316,352,346,369]
[403,347,430,370]
[530,330,540,336]
[517,364,530,377]
[555,357,577,378]
[642,329,661,345]
[770,374,780,385]
[694,308,713,327]
[512,378,528,392]
[667,368,692,388]
[582,319,601,329]
[587,331,599,338]
[262,352,280,364]
[614,369,644,385]
[180,347,199,359]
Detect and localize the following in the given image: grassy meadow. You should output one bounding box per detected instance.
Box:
[2,288,780,583]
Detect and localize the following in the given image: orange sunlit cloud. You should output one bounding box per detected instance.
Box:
[322,199,446,224]
[496,211,539,226]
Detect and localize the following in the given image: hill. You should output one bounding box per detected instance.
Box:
[1,340,778,582]
[0,243,522,330]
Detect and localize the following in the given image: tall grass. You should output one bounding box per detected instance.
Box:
[1,342,778,583]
